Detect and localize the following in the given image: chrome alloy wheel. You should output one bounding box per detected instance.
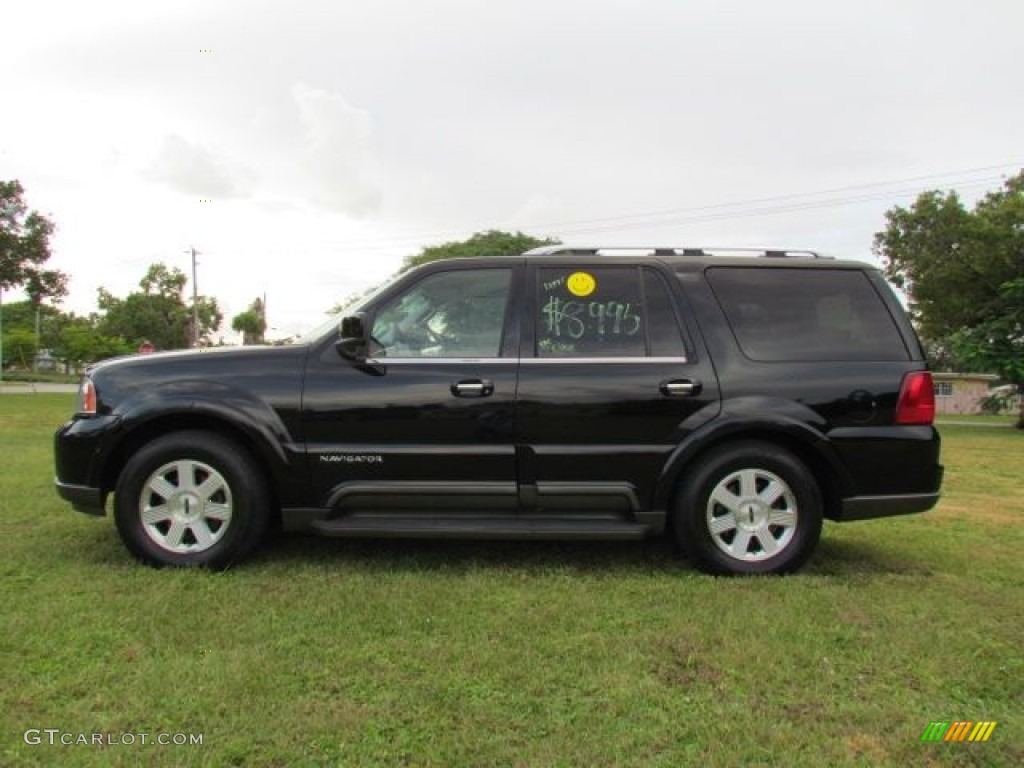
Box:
[705,468,798,562]
[138,460,233,554]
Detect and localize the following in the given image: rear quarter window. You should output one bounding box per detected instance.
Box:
[706,267,910,362]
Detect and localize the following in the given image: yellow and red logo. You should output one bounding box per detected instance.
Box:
[920,721,997,742]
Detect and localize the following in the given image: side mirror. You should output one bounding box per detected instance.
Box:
[335,313,368,361]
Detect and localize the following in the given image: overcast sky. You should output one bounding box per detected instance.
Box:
[2,0,1022,339]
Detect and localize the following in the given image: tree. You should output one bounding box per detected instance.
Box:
[1,329,35,368]
[1,300,64,367]
[0,180,58,290]
[231,297,267,345]
[24,268,69,306]
[0,299,131,370]
[402,229,559,271]
[0,180,68,375]
[56,317,133,368]
[98,263,222,350]
[140,262,188,297]
[874,171,1024,427]
[0,300,60,341]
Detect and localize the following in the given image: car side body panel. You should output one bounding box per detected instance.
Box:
[53,250,944,573]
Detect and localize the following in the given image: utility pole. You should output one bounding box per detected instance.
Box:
[33,300,41,371]
[188,246,200,347]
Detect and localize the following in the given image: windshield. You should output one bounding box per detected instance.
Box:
[291,278,394,345]
[293,312,343,345]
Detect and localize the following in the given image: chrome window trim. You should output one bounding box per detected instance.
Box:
[365,358,512,365]
[525,356,688,365]
[365,357,689,365]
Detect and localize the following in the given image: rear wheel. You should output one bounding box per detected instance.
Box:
[673,441,822,575]
[114,431,270,568]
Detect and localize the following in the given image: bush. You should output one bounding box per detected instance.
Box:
[978,384,1020,415]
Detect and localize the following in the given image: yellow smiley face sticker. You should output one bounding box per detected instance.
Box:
[567,271,596,297]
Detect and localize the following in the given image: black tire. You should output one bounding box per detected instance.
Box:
[672,441,822,575]
[114,431,270,568]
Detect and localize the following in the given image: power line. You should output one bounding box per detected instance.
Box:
[549,177,1008,237]
[305,160,1023,251]
[515,162,1022,231]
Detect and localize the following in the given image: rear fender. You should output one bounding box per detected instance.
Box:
[654,397,855,513]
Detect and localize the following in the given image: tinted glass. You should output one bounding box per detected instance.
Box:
[537,267,645,357]
[371,269,511,358]
[707,267,909,362]
[643,268,686,358]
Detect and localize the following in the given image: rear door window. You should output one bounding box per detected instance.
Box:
[535,266,687,359]
[706,267,909,362]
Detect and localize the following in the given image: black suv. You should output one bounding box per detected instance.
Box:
[54,247,942,575]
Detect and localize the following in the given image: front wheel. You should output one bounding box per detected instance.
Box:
[672,441,822,575]
[114,431,270,568]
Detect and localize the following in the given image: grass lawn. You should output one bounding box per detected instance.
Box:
[936,412,1019,427]
[2,395,1021,767]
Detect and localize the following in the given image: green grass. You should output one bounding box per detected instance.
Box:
[2,395,1021,767]
[936,412,1019,427]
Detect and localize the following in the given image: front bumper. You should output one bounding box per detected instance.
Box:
[54,413,121,516]
[55,480,106,516]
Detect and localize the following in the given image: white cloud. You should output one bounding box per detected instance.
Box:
[145,134,256,199]
[290,83,381,217]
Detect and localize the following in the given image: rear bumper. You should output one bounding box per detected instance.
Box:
[837,490,941,521]
[55,480,106,516]
[829,425,943,520]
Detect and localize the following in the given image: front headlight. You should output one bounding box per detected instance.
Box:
[77,377,97,416]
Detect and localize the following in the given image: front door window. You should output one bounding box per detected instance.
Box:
[371,269,512,358]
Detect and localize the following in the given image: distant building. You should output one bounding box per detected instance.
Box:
[932,372,1000,415]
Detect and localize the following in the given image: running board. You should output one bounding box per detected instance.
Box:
[310,515,651,540]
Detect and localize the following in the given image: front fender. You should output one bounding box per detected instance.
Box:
[96,380,303,502]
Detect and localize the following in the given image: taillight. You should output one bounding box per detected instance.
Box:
[895,371,935,425]
[78,378,97,416]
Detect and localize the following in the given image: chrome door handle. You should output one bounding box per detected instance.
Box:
[451,379,494,398]
[660,379,701,397]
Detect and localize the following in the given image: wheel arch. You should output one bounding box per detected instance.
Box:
[655,417,851,525]
[98,407,290,521]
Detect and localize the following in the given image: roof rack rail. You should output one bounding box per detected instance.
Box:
[522,246,830,259]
